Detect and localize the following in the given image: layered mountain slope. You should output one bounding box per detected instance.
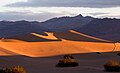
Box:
[0,21,48,38]
[0,14,94,38]
[75,18,120,42]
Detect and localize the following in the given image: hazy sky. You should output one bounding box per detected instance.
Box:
[0,0,120,21]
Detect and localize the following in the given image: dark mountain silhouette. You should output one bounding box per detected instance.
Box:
[41,14,93,31]
[0,20,48,38]
[0,21,14,29]
[75,18,120,42]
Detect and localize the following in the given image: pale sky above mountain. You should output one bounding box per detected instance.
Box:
[0,0,120,21]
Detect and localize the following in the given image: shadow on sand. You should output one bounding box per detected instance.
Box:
[0,30,113,43]
[53,31,113,43]
[0,52,119,73]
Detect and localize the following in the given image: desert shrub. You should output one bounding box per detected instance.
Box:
[104,60,120,72]
[96,52,101,54]
[117,53,120,56]
[56,55,79,67]
[3,66,26,73]
[64,55,74,59]
[0,69,4,73]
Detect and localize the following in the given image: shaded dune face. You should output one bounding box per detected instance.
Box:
[54,30,112,43]
[4,33,60,42]
[0,47,17,56]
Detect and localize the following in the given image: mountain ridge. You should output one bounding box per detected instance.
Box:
[75,18,120,42]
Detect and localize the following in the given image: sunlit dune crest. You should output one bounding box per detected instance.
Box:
[70,30,113,42]
[31,32,58,40]
[0,38,25,42]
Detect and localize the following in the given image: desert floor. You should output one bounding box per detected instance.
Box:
[0,52,119,73]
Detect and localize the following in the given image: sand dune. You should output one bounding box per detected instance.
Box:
[0,40,119,57]
[0,30,119,57]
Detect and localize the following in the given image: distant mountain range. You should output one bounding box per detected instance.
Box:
[0,21,48,37]
[41,14,93,31]
[75,18,120,42]
[0,14,120,42]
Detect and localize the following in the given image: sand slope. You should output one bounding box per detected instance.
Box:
[0,41,119,57]
[0,47,17,56]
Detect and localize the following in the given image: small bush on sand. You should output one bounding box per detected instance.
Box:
[56,55,79,67]
[104,60,120,72]
[3,66,26,73]
[96,52,101,54]
[117,53,120,56]
[0,69,4,73]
